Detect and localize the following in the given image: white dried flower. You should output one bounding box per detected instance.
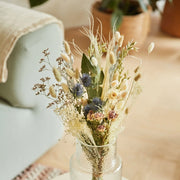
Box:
[61,53,70,63]
[64,40,71,55]
[59,104,87,137]
[148,42,155,54]
[109,51,116,65]
[91,56,98,66]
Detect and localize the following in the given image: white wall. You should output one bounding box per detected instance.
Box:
[0,0,95,28]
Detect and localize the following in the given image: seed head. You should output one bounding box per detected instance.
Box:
[118,35,124,47]
[75,68,80,79]
[53,67,61,82]
[61,83,69,93]
[61,53,70,63]
[134,74,141,81]
[148,42,155,54]
[113,72,119,81]
[66,68,75,78]
[109,51,115,65]
[64,41,71,55]
[49,86,56,98]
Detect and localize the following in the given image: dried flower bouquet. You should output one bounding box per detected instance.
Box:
[33,24,144,179]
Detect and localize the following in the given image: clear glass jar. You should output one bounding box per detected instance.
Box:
[70,138,122,180]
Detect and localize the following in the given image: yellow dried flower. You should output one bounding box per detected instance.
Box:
[109,51,115,65]
[61,83,69,93]
[111,80,119,88]
[53,67,61,82]
[49,86,56,98]
[66,68,75,77]
[119,90,128,99]
[64,40,71,55]
[108,89,118,99]
[75,68,80,79]
[61,53,70,63]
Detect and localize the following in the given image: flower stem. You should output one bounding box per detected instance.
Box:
[92,155,104,180]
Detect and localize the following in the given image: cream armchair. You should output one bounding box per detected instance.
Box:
[0,23,64,180]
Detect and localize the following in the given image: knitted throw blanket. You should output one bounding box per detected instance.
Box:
[0,1,63,83]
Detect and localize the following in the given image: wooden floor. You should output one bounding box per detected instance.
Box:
[36,16,180,180]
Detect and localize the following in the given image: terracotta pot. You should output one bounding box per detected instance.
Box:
[91,2,151,46]
[161,0,180,37]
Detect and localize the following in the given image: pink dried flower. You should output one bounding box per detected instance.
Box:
[108,110,118,121]
[87,111,104,121]
[92,112,104,121]
[97,125,106,132]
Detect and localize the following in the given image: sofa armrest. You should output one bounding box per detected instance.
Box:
[0,23,64,108]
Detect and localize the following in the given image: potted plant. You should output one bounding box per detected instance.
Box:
[91,0,167,45]
[29,0,48,7]
[161,0,179,37]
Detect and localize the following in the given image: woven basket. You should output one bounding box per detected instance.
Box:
[92,2,151,46]
[161,0,180,37]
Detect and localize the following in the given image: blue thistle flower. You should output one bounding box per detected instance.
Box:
[81,73,91,87]
[92,97,102,107]
[83,104,96,117]
[72,83,83,97]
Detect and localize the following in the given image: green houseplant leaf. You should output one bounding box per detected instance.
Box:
[137,0,147,11]
[100,0,118,11]
[29,0,48,7]
[111,9,123,31]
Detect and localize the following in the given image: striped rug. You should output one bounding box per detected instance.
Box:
[13,164,65,180]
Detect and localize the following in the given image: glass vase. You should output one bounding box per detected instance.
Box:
[70,138,122,180]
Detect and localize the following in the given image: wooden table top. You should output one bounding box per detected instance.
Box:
[36,15,180,180]
[52,173,128,180]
